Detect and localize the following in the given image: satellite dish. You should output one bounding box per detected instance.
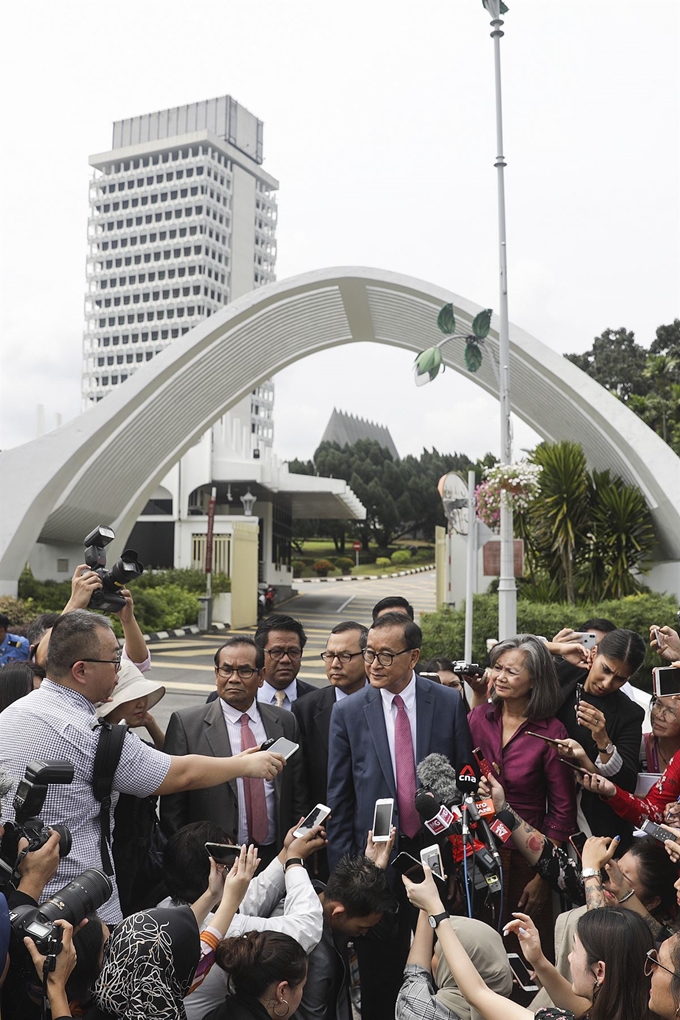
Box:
[438,472,470,535]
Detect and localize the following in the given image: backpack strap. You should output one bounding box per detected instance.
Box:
[92,720,128,876]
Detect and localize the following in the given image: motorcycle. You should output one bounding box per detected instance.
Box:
[257,583,276,619]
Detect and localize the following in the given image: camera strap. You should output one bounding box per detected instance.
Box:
[92,721,128,877]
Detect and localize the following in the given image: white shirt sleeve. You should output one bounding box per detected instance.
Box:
[228,866,323,953]
[239,856,286,917]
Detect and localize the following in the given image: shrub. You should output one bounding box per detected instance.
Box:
[0,597,39,631]
[135,568,230,594]
[420,592,679,693]
[312,560,334,577]
[391,550,412,565]
[292,560,306,578]
[335,557,354,575]
[413,547,436,564]
[375,557,391,569]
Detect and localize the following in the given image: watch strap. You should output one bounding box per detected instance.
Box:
[429,910,450,929]
[581,868,601,879]
[284,857,304,873]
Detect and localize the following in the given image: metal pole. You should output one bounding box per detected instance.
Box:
[489,1,517,638]
[464,470,476,661]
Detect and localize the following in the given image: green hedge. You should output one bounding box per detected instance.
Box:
[391,550,412,565]
[420,592,679,693]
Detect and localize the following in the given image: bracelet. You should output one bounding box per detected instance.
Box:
[581,868,601,879]
[284,857,304,873]
[618,889,635,903]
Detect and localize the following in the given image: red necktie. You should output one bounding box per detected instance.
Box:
[393,694,420,838]
[239,714,269,845]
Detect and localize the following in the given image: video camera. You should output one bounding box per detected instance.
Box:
[451,661,486,677]
[0,761,74,890]
[83,525,144,613]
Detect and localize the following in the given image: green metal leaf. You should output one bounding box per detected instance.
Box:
[472,308,493,339]
[465,341,483,373]
[482,0,509,14]
[437,303,456,336]
[413,347,444,386]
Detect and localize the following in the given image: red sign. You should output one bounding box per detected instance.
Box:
[352,541,362,551]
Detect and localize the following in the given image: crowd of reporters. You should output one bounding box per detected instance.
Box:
[1,566,680,1020]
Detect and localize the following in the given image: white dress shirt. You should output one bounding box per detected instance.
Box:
[220,698,276,845]
[258,678,298,709]
[334,679,369,702]
[379,672,418,784]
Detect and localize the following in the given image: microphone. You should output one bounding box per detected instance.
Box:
[489,810,516,845]
[455,763,480,799]
[466,798,502,864]
[414,789,457,838]
[416,754,461,807]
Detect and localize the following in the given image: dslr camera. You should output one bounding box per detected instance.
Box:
[0,760,74,889]
[451,661,486,677]
[83,525,144,613]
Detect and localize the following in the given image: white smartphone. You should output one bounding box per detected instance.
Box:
[293,803,331,839]
[264,736,299,760]
[653,666,680,699]
[419,843,444,879]
[574,632,598,649]
[372,798,394,841]
[507,953,538,992]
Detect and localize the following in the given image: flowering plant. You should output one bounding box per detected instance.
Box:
[475,461,541,529]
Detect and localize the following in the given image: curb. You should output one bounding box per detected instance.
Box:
[296,564,435,584]
[142,624,201,643]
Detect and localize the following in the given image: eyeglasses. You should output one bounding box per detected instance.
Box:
[216,665,258,680]
[320,651,364,664]
[644,947,680,979]
[651,697,680,721]
[265,647,302,661]
[77,656,122,672]
[362,648,413,667]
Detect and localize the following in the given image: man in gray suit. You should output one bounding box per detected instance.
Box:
[161,637,308,865]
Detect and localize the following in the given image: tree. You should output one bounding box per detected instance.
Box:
[565,327,650,401]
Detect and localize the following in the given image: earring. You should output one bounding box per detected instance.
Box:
[273,1002,290,1018]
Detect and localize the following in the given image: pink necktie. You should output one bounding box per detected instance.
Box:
[393,694,420,838]
[239,714,269,845]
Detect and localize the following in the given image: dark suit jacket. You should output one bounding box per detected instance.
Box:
[292,684,337,809]
[160,698,309,846]
[205,677,317,706]
[326,675,473,869]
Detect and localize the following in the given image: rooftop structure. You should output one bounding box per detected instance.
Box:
[320,408,399,459]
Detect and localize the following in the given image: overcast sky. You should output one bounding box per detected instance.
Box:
[1,0,678,464]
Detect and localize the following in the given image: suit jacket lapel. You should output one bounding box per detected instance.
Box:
[314,686,336,751]
[415,676,435,768]
[364,689,397,798]
[204,698,238,802]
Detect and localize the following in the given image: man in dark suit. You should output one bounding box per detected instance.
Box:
[255,614,316,710]
[161,636,308,865]
[326,612,472,1020]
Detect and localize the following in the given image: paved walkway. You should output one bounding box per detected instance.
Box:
[146,571,436,731]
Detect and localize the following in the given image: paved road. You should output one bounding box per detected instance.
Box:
[146,571,436,731]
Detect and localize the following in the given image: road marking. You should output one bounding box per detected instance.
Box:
[336,594,356,613]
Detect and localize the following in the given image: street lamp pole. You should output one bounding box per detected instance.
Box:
[488,0,516,638]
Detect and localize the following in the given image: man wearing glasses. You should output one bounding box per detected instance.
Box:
[254,614,316,710]
[326,611,472,1020]
[0,613,287,922]
[162,636,308,867]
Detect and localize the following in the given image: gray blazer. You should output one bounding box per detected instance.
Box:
[160,697,309,846]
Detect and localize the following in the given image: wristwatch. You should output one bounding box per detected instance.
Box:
[284,857,304,873]
[596,741,615,755]
[428,910,450,929]
[581,868,601,879]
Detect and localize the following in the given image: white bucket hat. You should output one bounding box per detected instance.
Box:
[96,659,165,719]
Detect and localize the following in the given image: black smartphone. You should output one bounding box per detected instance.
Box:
[641,819,680,846]
[525,731,563,747]
[205,842,241,866]
[391,851,446,888]
[575,683,584,710]
[559,758,590,777]
[507,953,538,992]
[568,831,588,859]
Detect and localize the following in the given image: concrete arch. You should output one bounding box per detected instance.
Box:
[1,266,679,592]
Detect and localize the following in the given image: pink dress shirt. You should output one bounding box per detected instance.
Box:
[469,702,576,842]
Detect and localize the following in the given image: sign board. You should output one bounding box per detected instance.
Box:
[352,541,362,551]
[482,540,524,577]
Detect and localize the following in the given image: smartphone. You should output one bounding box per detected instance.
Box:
[473,746,495,778]
[372,798,394,841]
[641,819,680,846]
[575,683,584,710]
[558,758,590,777]
[568,831,588,859]
[653,667,680,699]
[293,803,331,839]
[420,844,444,879]
[262,736,299,760]
[525,731,563,747]
[205,842,241,867]
[391,851,446,888]
[507,953,538,993]
[652,626,663,649]
[574,632,598,650]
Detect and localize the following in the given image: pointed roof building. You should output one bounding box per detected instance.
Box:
[320,408,399,460]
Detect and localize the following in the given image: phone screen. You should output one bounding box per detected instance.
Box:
[205,843,240,866]
[391,852,426,882]
[373,800,394,839]
[420,845,444,878]
[266,737,299,760]
[507,953,538,991]
[568,832,588,859]
[294,804,330,836]
[654,667,680,699]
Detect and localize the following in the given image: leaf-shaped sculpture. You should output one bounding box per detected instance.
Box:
[413,347,444,386]
[472,308,493,339]
[465,341,483,373]
[482,0,509,14]
[437,303,456,336]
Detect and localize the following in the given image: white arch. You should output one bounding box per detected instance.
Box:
[1,266,678,592]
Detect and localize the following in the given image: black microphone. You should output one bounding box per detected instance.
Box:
[455,763,480,799]
[414,789,461,840]
[416,754,461,807]
[466,798,502,864]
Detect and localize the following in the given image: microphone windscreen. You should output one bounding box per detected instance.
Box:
[414,788,440,820]
[416,753,460,806]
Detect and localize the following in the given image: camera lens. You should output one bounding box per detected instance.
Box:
[39,868,112,926]
[49,824,72,858]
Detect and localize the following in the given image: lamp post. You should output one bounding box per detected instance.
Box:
[487,0,517,639]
